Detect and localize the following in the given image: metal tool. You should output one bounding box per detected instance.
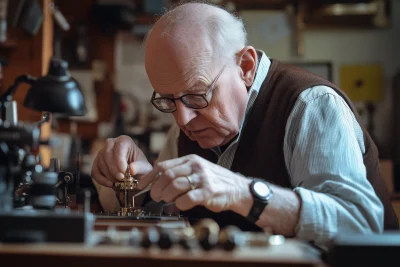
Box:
[124,166,129,209]
[132,183,152,198]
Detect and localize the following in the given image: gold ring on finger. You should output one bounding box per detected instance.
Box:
[185,175,196,191]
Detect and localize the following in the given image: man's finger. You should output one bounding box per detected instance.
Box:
[160,176,192,203]
[149,172,171,202]
[130,161,152,177]
[98,155,118,183]
[137,170,158,190]
[138,156,192,190]
[150,162,193,201]
[95,172,114,188]
[155,155,191,171]
[163,162,193,179]
[175,189,204,211]
[91,157,114,188]
[102,139,124,181]
[113,137,134,179]
[102,138,124,181]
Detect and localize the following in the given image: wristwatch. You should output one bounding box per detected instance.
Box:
[246,179,273,223]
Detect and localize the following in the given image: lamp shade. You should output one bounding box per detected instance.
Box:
[24,58,86,116]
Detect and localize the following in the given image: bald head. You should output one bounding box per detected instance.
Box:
[144,2,257,149]
[144,2,247,90]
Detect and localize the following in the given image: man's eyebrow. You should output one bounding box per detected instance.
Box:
[158,93,174,97]
[183,81,209,93]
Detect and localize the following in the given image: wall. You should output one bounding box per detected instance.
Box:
[240,0,400,158]
[0,0,54,166]
[55,0,116,140]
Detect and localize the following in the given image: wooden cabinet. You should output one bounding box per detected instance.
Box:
[0,0,54,166]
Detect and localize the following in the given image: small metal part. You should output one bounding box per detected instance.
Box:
[84,190,91,213]
[114,165,141,215]
[158,228,178,249]
[129,228,142,247]
[76,152,80,206]
[64,175,71,183]
[124,166,129,209]
[125,165,130,177]
[36,112,51,127]
[219,225,245,251]
[49,158,60,172]
[124,189,128,209]
[114,166,139,191]
[269,235,285,246]
[30,171,58,209]
[246,232,271,247]
[194,219,220,251]
[49,2,70,31]
[141,227,159,248]
[98,226,119,245]
[64,186,68,208]
[132,184,151,198]
[117,207,144,217]
[114,179,139,190]
[117,207,129,216]
[179,227,197,250]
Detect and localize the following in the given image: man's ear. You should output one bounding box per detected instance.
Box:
[236,46,257,87]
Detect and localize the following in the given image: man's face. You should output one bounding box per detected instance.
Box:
[145,26,254,149]
[176,64,249,148]
[149,62,249,149]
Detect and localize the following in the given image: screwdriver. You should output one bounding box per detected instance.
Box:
[124,165,130,208]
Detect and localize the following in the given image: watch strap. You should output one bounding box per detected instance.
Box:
[247,200,268,223]
[246,179,272,223]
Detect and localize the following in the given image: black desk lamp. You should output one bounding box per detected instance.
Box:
[0,58,85,117]
[0,58,86,213]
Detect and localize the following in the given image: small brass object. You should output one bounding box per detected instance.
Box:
[114,178,139,191]
[115,165,143,216]
[114,166,139,191]
[117,207,144,217]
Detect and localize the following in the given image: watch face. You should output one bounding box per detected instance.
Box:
[254,181,271,198]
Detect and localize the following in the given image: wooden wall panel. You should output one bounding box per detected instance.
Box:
[37,0,54,167]
[0,0,54,166]
[1,0,54,122]
[54,0,116,140]
[1,29,41,122]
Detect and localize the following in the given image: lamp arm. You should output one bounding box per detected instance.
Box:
[35,112,51,127]
[0,75,37,108]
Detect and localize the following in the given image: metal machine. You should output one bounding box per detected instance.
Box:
[0,57,93,243]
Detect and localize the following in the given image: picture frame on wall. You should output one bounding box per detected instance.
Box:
[288,61,333,82]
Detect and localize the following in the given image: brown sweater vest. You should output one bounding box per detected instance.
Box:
[178,59,399,231]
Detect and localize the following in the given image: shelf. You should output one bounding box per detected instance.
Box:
[0,39,17,49]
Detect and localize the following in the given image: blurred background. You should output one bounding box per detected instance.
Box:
[0,0,399,201]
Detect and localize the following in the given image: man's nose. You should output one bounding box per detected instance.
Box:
[174,101,197,126]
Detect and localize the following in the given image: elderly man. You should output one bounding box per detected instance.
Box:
[91,2,398,247]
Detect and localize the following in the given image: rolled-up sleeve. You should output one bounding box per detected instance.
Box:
[284,86,384,246]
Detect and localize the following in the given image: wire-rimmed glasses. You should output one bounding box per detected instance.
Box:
[151,65,226,113]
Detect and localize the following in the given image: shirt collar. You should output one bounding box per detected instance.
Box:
[212,50,271,155]
[239,50,271,131]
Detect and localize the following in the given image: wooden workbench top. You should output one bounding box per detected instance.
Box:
[0,238,322,267]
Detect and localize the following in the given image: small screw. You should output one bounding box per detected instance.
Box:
[64,175,71,183]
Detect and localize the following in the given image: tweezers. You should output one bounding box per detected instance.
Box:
[133,183,152,197]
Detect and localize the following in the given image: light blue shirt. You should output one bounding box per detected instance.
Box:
[205,51,383,246]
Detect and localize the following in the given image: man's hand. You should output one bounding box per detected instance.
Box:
[137,154,252,213]
[91,135,153,188]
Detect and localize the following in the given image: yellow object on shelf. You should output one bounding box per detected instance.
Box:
[340,64,384,102]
